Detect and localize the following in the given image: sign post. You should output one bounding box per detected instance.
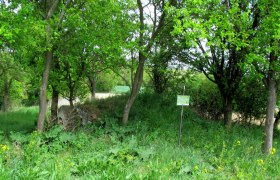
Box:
[177,86,190,146]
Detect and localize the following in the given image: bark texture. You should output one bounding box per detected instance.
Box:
[37,0,61,132]
[122,58,145,124]
[89,76,96,101]
[2,77,12,112]
[263,78,276,154]
[122,0,145,124]
[50,86,59,125]
[223,96,233,128]
[37,50,53,131]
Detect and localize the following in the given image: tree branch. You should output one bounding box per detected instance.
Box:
[200,67,216,83]
[46,0,60,20]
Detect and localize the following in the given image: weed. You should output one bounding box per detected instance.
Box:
[0,94,279,179]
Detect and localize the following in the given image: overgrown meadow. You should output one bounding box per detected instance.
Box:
[0,93,280,179]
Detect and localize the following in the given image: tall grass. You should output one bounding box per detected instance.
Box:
[0,94,279,179]
[0,106,38,133]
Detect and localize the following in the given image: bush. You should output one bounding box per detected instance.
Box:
[176,73,224,120]
[234,77,267,123]
[1,94,280,179]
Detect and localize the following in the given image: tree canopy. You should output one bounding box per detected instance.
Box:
[0,0,279,154]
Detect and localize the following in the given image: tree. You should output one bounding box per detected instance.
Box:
[0,1,43,112]
[247,0,280,154]
[0,52,14,111]
[81,0,134,100]
[122,0,176,124]
[47,0,133,123]
[234,75,267,124]
[34,0,74,132]
[150,5,174,94]
[171,0,256,127]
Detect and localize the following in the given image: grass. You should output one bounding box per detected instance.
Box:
[0,106,38,133]
[0,93,280,179]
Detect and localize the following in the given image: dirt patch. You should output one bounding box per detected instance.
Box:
[57,93,116,107]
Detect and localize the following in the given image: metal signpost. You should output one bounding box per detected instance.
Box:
[177,86,190,146]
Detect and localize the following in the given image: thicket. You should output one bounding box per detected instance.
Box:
[168,73,273,125]
[234,77,268,124]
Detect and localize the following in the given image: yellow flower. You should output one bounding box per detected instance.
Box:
[0,144,9,151]
[257,159,264,166]
[217,166,223,171]
[271,148,276,155]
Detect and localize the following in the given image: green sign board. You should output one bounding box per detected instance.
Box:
[177,95,190,106]
[111,86,130,94]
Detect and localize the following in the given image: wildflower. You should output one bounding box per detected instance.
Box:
[217,166,223,171]
[236,140,241,146]
[0,144,9,151]
[257,159,264,166]
[271,148,276,155]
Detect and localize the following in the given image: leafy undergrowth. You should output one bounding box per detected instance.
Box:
[0,93,280,179]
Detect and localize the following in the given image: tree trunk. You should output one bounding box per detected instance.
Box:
[69,87,74,108]
[263,78,276,154]
[122,0,145,125]
[37,50,53,132]
[153,65,167,94]
[69,100,74,108]
[87,75,96,101]
[50,86,59,125]
[2,78,12,112]
[37,0,61,132]
[90,78,96,101]
[50,52,60,125]
[2,78,11,112]
[122,58,145,124]
[274,111,280,130]
[3,80,9,112]
[130,51,135,89]
[223,96,233,128]
[122,0,166,124]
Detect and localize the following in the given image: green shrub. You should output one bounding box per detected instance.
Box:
[178,74,224,120]
[0,94,280,179]
[235,77,267,123]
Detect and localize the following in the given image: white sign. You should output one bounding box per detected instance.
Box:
[177,95,190,106]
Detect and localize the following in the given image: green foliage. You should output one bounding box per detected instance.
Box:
[0,95,280,178]
[170,73,224,120]
[169,0,259,126]
[185,74,224,120]
[0,1,45,110]
[235,76,267,122]
[0,0,279,177]
[95,71,125,92]
[0,106,38,133]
